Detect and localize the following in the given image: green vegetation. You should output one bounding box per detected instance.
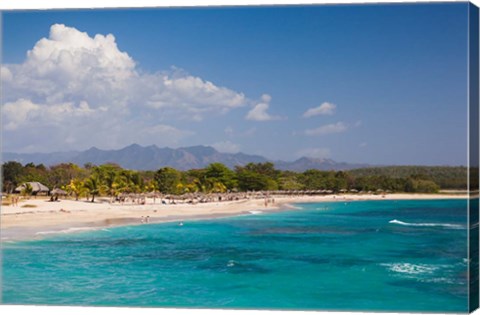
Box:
[1,161,471,199]
[350,166,468,190]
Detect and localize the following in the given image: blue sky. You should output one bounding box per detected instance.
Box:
[1,3,469,165]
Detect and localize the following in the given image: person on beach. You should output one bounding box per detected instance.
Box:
[141,216,145,224]
[146,216,150,223]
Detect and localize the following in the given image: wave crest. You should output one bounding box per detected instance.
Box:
[381,263,438,275]
[35,227,99,236]
[389,219,464,229]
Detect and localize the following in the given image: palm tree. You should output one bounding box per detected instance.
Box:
[211,182,227,193]
[22,183,33,197]
[84,176,100,202]
[65,178,85,201]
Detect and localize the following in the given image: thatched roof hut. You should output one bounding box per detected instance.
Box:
[51,188,67,195]
[14,182,50,194]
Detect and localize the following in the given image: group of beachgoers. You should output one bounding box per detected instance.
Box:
[264,197,275,207]
[139,215,185,227]
[109,192,282,207]
[9,196,20,206]
[115,196,147,205]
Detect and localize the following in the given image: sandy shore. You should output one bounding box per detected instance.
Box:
[1,193,467,241]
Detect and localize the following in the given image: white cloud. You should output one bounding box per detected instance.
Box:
[296,147,331,159]
[145,124,193,137]
[2,98,98,131]
[1,66,13,82]
[145,72,246,113]
[246,103,271,121]
[243,127,257,136]
[212,141,240,153]
[4,24,247,115]
[3,99,40,130]
[2,24,258,152]
[245,94,281,121]
[261,94,272,103]
[141,124,194,146]
[27,24,135,81]
[305,122,348,136]
[303,102,336,118]
[224,126,234,136]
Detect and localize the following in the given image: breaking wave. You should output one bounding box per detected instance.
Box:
[389,219,464,229]
[381,262,439,275]
[35,227,99,236]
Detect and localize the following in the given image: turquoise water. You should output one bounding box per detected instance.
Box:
[1,199,469,312]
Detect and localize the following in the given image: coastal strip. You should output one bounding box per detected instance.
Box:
[1,193,467,241]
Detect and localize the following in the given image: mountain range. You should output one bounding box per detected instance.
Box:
[3,144,368,172]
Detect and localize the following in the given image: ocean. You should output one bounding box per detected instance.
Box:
[1,199,469,312]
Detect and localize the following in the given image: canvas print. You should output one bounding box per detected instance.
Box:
[1,2,479,313]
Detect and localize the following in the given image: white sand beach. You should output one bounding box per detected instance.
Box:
[0,193,467,240]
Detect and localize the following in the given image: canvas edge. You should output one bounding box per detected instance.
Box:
[469,1,480,313]
[0,2,477,314]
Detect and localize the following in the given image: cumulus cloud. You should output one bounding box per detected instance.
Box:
[1,66,13,82]
[2,98,98,131]
[2,24,255,152]
[145,72,245,114]
[296,147,331,159]
[305,122,348,136]
[212,141,240,153]
[243,127,257,136]
[303,102,336,118]
[145,124,193,138]
[245,94,281,121]
[260,94,272,103]
[224,126,234,136]
[3,99,41,131]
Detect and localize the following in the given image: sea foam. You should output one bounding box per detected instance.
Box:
[380,262,439,275]
[389,219,464,229]
[35,227,99,236]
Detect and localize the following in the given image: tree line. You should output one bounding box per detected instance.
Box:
[1,161,470,200]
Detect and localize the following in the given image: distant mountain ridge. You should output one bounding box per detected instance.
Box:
[3,144,368,172]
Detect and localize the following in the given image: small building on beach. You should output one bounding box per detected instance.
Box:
[14,182,50,195]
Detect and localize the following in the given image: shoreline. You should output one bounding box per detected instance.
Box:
[1,193,468,242]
